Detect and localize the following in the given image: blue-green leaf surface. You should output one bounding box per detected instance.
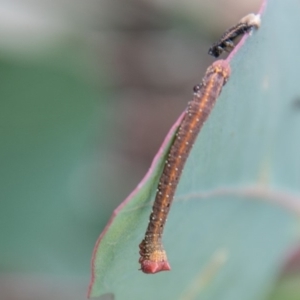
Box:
[89,0,300,299]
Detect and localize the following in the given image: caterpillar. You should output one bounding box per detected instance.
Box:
[139,60,231,274]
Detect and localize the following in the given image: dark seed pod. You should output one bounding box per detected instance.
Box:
[208,13,261,58]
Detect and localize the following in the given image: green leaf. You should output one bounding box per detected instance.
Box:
[269,274,300,300]
[0,55,113,274]
[88,0,300,299]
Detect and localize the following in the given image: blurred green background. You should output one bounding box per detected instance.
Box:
[0,0,299,299]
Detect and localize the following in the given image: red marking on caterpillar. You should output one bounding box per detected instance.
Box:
[139,60,231,274]
[208,13,261,58]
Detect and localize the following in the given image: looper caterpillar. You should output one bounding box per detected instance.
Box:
[139,60,231,274]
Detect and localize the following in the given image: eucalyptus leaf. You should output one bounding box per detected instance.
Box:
[89,0,300,299]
